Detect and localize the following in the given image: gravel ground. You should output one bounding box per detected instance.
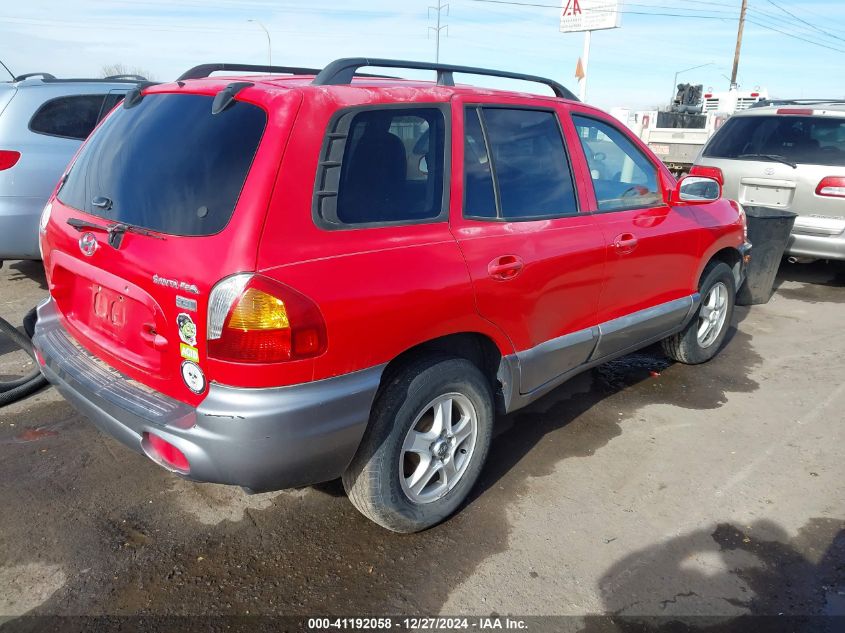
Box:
[0,258,843,630]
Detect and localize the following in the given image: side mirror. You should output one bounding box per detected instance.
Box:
[418,155,429,175]
[674,175,721,203]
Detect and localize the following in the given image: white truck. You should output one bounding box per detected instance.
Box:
[612,85,769,176]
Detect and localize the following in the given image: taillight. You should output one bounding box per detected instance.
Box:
[729,200,748,241]
[690,165,724,186]
[0,150,20,171]
[207,274,327,363]
[39,201,52,234]
[815,177,845,198]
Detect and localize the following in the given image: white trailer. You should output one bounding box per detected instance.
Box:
[612,86,768,176]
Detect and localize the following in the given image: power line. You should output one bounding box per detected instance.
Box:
[762,0,845,44]
[746,17,845,54]
[635,0,845,43]
[465,0,730,19]
[463,0,845,53]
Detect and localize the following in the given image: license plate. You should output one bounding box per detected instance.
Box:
[742,185,790,207]
[650,144,670,155]
[93,285,127,327]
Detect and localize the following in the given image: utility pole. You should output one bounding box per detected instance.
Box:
[730,0,747,87]
[428,1,449,63]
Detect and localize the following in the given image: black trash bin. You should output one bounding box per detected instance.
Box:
[736,205,797,306]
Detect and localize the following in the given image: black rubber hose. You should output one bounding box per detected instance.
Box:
[0,307,48,407]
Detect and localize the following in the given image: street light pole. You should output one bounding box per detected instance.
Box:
[248,19,272,67]
[670,62,714,108]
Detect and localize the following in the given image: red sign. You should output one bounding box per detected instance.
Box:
[562,0,582,16]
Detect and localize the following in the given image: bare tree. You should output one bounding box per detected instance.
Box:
[100,63,154,80]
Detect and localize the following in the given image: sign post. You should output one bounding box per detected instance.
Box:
[560,0,621,102]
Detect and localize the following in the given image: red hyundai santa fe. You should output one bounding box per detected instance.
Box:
[33,59,750,532]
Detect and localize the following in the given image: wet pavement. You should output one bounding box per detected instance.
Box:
[0,258,843,630]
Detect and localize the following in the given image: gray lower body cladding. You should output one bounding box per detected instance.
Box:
[32,299,383,491]
[500,294,701,413]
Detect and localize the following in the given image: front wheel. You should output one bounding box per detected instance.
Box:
[662,261,736,364]
[342,356,494,533]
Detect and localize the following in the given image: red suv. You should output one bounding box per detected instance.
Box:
[33,59,749,532]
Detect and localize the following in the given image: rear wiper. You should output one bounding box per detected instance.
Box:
[67,217,110,232]
[66,217,165,249]
[737,153,798,169]
[108,223,165,241]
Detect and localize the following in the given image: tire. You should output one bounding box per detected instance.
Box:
[661,261,735,365]
[342,355,494,533]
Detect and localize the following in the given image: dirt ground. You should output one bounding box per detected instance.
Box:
[0,258,843,630]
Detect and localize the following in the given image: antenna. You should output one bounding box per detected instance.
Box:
[0,58,14,81]
[428,1,449,63]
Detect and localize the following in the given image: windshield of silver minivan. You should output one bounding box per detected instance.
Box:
[704,115,845,167]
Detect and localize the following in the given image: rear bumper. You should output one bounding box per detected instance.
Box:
[786,231,845,261]
[0,196,44,260]
[32,298,383,491]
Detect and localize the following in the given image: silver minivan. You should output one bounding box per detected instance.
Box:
[693,101,845,261]
[0,72,146,261]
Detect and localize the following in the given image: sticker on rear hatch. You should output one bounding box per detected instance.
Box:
[176,296,197,312]
[176,313,197,346]
[180,343,199,363]
[180,361,206,394]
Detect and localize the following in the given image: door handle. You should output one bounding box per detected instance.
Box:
[613,233,639,255]
[140,322,169,351]
[488,255,524,281]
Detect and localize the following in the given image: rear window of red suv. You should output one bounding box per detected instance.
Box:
[57,93,267,236]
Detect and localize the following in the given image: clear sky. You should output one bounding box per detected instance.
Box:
[2,0,844,110]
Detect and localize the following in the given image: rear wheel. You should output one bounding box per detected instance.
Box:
[662,261,735,364]
[342,356,493,533]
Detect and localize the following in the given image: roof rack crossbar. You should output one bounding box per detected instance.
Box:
[311,57,578,101]
[752,98,845,108]
[104,74,147,81]
[178,63,323,81]
[14,72,56,82]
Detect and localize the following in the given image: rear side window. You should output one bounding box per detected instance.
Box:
[29,94,107,140]
[58,94,267,236]
[704,115,845,167]
[464,107,578,220]
[313,106,447,228]
[572,115,662,212]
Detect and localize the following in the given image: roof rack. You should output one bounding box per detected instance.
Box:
[311,57,578,101]
[177,62,398,82]
[752,98,845,108]
[14,72,56,81]
[104,74,147,81]
[12,72,148,85]
[178,63,323,81]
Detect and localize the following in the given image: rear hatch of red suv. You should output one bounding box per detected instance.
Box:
[41,83,299,405]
